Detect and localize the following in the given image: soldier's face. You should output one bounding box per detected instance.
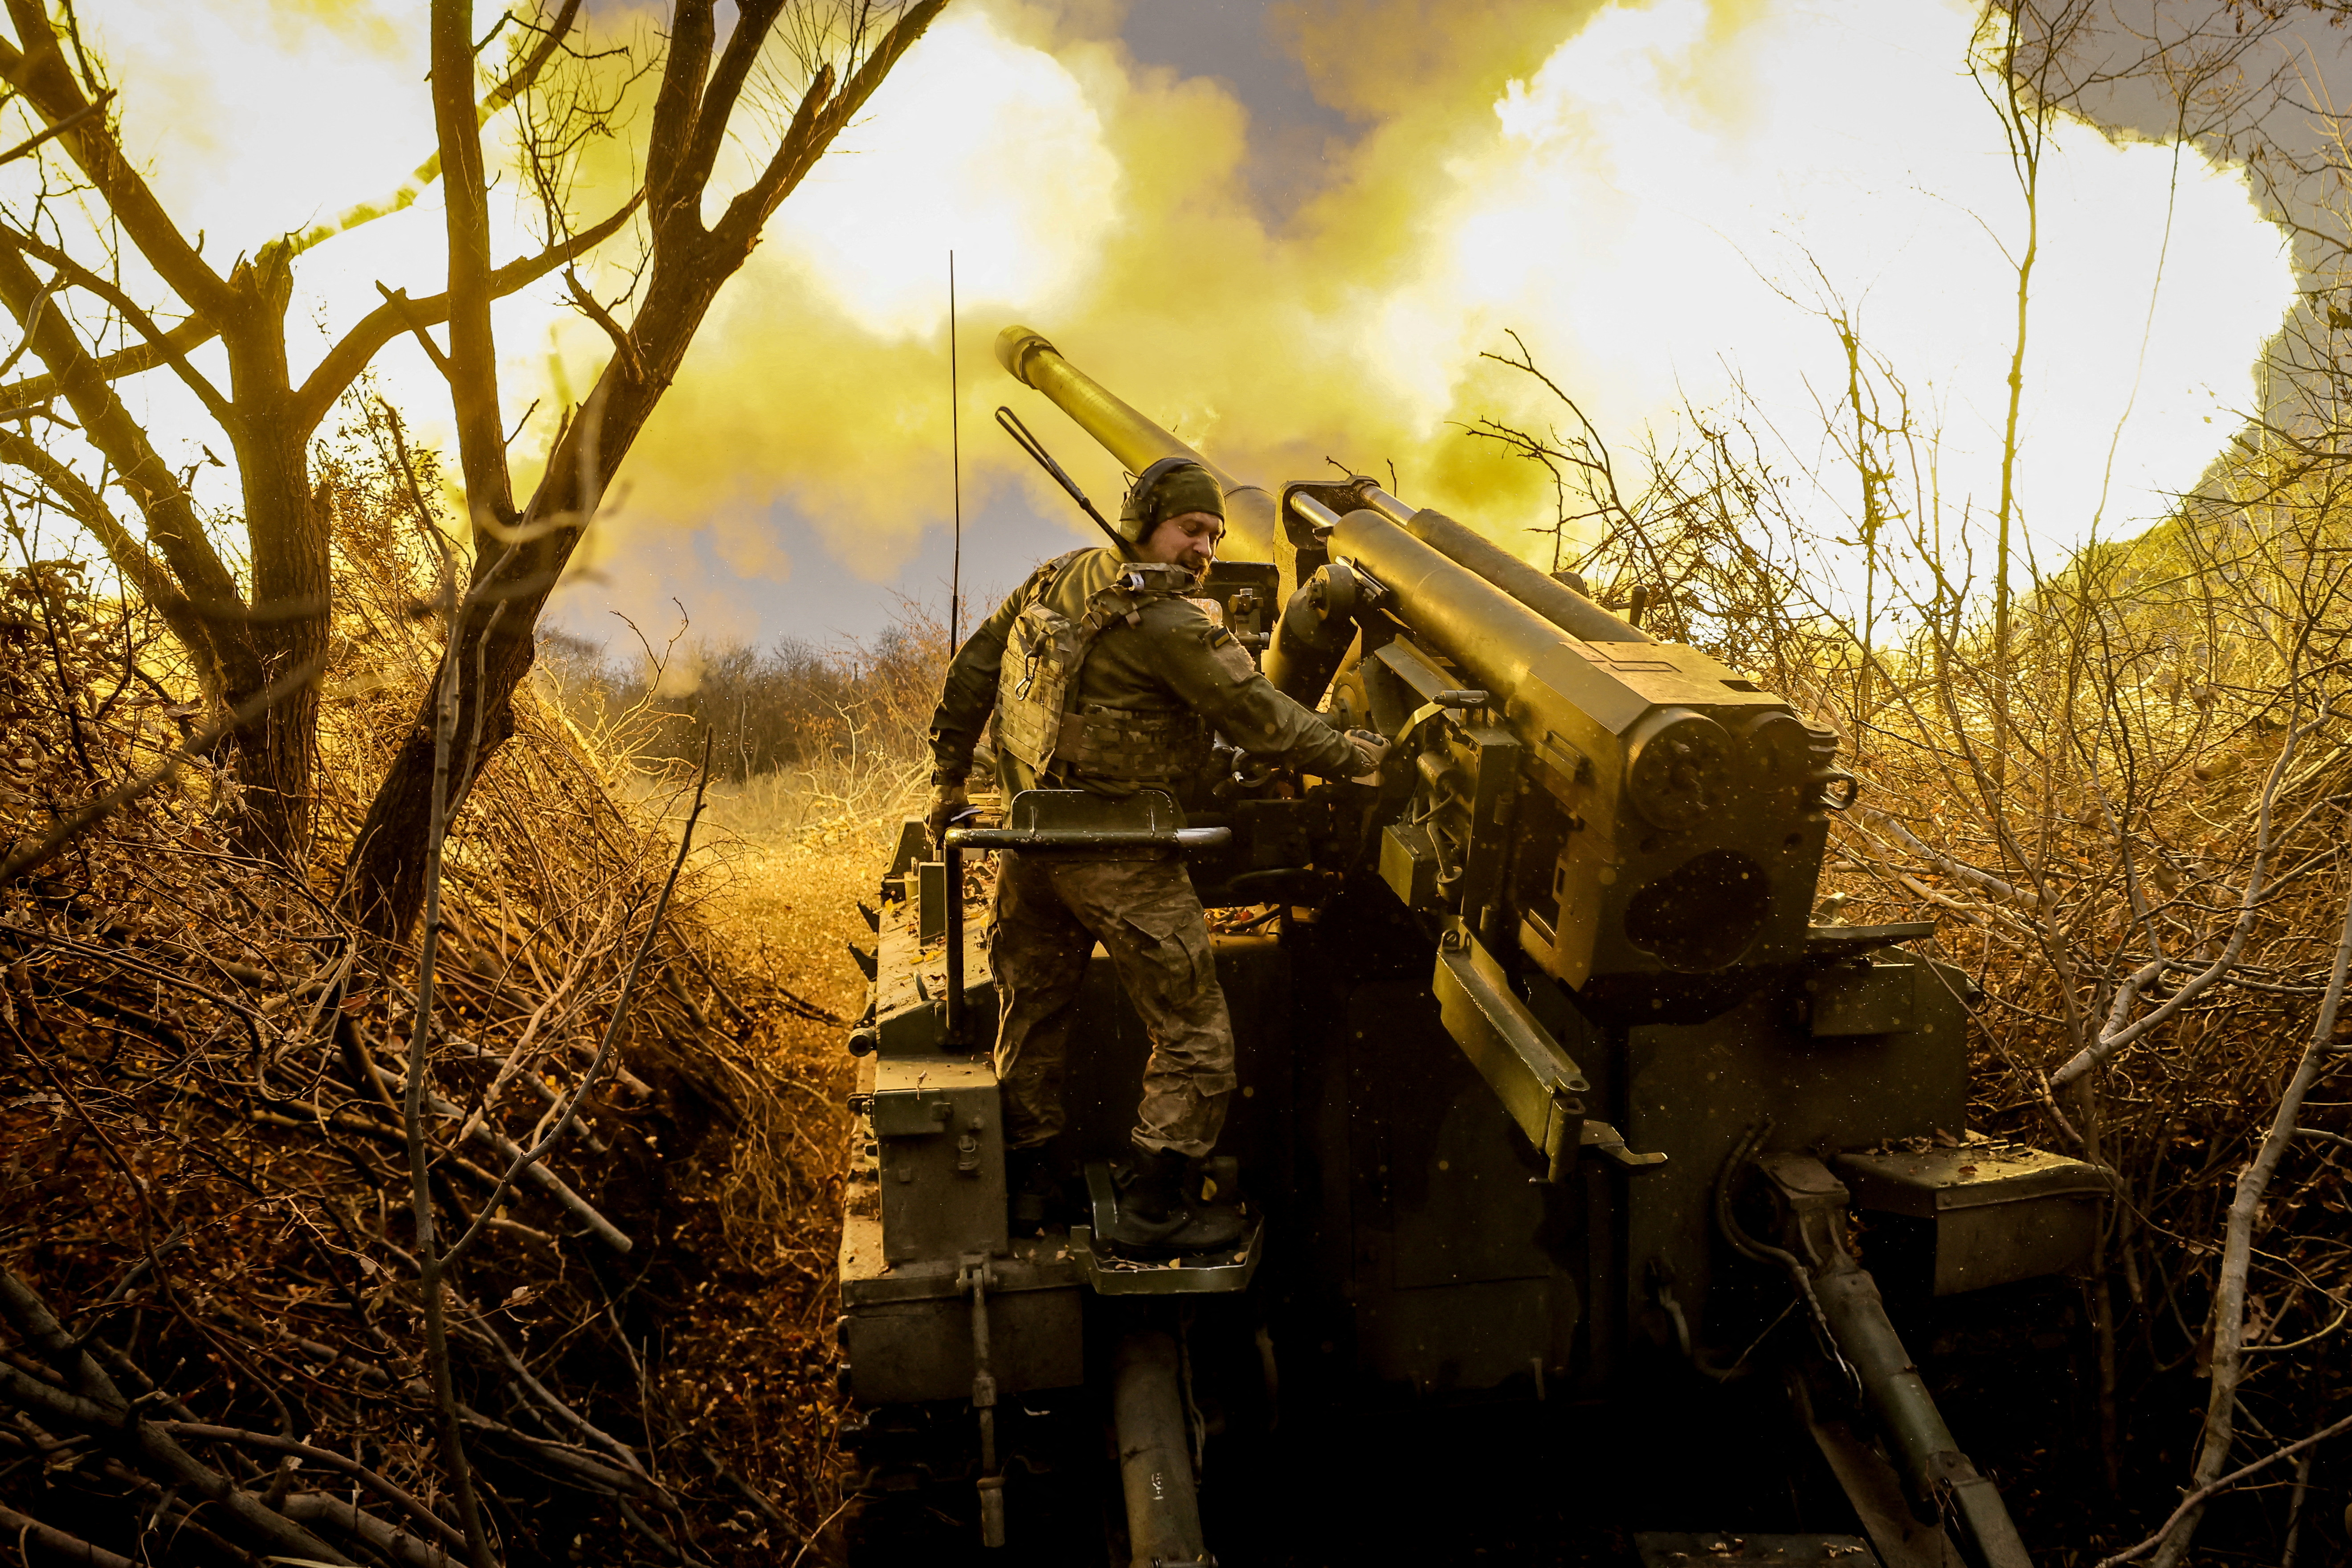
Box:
[1141,510,1223,574]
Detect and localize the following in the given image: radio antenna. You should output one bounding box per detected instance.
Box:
[994,406,1133,558]
[947,251,962,657]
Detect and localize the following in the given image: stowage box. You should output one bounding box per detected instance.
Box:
[871,1057,1007,1263]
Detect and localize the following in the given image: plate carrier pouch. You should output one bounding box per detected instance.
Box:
[995,557,1212,785]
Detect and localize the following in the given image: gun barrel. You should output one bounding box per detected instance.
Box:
[1330,506,1610,747]
[1352,487,1655,645]
[995,325,1276,564]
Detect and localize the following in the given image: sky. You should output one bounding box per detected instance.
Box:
[3,0,2321,661]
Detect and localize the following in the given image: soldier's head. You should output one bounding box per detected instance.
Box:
[1119,457,1224,575]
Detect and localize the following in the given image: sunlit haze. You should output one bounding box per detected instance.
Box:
[25,0,2299,650]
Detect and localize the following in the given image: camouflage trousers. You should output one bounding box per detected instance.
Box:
[989,848,1236,1160]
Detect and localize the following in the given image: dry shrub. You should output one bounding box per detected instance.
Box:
[0,427,881,1566]
[1483,325,2352,1558]
[1832,464,2352,1558]
[541,599,948,808]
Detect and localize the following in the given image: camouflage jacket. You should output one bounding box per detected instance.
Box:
[928,547,1360,797]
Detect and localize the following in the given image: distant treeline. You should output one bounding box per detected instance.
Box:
[539,609,950,782]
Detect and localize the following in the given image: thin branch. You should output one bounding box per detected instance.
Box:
[445,735,712,1267]
[402,507,495,1568]
[0,314,220,419]
[0,425,204,654]
[2147,870,2352,1567]
[278,0,585,260]
[0,1503,136,1568]
[377,283,455,381]
[2050,717,2303,1089]
[2097,1409,2352,1568]
[0,18,235,319]
[0,238,239,625]
[0,225,233,424]
[153,1424,467,1558]
[294,192,642,435]
[0,85,110,165]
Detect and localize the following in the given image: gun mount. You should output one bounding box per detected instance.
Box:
[835,327,2103,1567]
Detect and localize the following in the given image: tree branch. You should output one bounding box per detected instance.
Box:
[710,61,834,251]
[563,267,642,380]
[2101,1395,2352,1566]
[711,0,949,253]
[0,16,235,320]
[443,739,710,1269]
[0,224,233,424]
[155,1425,467,1559]
[0,1503,136,1568]
[0,314,220,419]
[377,283,455,381]
[431,0,515,537]
[0,242,241,646]
[0,426,210,657]
[292,192,642,437]
[643,0,717,228]
[2049,718,2299,1088]
[279,1494,459,1568]
[0,86,110,166]
[2143,874,2352,1568]
[672,0,784,206]
[0,653,326,883]
[0,1273,357,1566]
[279,0,585,261]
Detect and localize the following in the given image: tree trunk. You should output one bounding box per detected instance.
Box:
[343,266,727,939]
[223,403,331,862]
[206,251,329,862]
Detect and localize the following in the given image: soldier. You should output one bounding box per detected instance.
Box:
[927,457,1384,1254]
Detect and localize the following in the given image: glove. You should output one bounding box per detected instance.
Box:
[1345,730,1389,787]
[926,780,968,849]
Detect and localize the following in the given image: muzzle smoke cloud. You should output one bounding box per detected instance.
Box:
[45,0,2298,643]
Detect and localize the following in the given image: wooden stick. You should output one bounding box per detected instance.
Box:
[2143,875,2352,1568]
[155,1424,466,1556]
[0,1501,139,1568]
[2097,1409,2352,1568]
[0,653,325,882]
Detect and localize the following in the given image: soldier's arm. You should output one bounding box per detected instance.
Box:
[1153,612,1362,778]
[927,575,1037,782]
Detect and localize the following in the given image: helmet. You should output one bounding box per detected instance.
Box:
[1115,457,1225,544]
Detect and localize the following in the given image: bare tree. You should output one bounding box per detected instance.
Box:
[0,0,945,894]
[343,0,947,940]
[0,2,589,856]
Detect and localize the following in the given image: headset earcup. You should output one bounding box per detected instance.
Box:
[1119,456,1200,544]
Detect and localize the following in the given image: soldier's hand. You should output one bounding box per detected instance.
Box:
[926,780,969,849]
[1345,730,1389,787]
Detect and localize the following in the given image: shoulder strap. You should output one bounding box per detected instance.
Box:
[1027,548,1088,600]
[1081,563,1201,631]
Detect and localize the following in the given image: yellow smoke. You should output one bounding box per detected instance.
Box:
[593,0,2294,625]
[11,0,2298,636]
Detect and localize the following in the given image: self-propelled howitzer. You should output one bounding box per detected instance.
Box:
[833,326,2107,1568]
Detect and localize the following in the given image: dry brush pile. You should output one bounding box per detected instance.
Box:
[1826,509,2352,1565]
[0,463,869,1566]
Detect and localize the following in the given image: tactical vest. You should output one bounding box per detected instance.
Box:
[995,559,1211,784]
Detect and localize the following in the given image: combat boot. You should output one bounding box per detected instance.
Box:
[1005,1145,1062,1237]
[1104,1148,1245,1258]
